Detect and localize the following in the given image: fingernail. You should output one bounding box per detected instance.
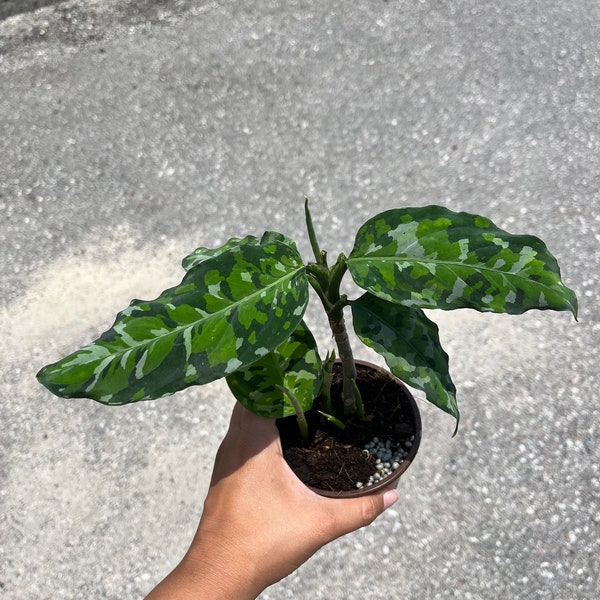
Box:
[383,489,399,509]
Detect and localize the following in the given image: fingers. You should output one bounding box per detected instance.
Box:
[323,489,399,539]
[382,489,400,510]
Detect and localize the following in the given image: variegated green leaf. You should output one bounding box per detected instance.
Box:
[351,292,458,423]
[37,241,308,405]
[182,231,298,271]
[347,205,578,317]
[226,321,322,418]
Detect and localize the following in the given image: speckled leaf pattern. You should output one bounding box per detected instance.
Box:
[226,321,322,418]
[352,292,458,422]
[182,231,298,271]
[37,241,308,405]
[347,205,578,317]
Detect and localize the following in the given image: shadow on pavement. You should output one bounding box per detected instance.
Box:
[0,0,64,21]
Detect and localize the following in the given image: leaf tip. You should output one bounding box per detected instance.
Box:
[35,363,52,388]
[571,295,579,322]
[451,412,460,437]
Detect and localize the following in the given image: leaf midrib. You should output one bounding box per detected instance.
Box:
[348,254,557,288]
[90,265,307,364]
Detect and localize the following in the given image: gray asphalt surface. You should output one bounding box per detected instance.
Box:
[1,1,599,598]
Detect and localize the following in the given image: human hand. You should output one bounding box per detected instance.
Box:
[147,402,399,599]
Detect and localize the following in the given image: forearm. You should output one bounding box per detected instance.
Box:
[146,539,263,600]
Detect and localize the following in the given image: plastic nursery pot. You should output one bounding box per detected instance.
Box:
[279,360,422,499]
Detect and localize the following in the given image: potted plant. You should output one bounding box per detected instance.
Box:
[37,201,578,496]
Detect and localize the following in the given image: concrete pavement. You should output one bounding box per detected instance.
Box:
[1,1,598,598]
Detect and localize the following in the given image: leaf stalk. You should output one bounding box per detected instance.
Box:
[278,385,309,440]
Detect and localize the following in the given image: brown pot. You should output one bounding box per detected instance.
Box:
[279,360,422,499]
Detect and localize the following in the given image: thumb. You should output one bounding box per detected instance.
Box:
[327,489,399,537]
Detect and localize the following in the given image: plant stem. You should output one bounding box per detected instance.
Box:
[329,316,358,415]
[318,410,346,430]
[327,295,349,322]
[327,253,348,301]
[321,350,336,414]
[304,201,360,417]
[278,385,309,440]
[306,264,331,306]
[350,377,365,418]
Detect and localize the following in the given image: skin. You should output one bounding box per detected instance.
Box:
[146,403,399,599]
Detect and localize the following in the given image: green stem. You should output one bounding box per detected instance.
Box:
[303,202,359,417]
[306,264,331,303]
[318,410,346,431]
[278,385,309,440]
[304,197,325,266]
[327,254,348,301]
[327,295,349,323]
[321,350,336,414]
[350,378,365,418]
[329,316,357,415]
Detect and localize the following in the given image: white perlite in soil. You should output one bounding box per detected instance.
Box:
[355,436,414,489]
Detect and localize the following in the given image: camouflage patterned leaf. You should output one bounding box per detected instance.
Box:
[226,321,322,418]
[352,292,458,423]
[37,241,308,405]
[182,231,298,271]
[347,205,578,317]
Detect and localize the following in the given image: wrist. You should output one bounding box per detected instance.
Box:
[181,532,264,600]
[146,535,263,600]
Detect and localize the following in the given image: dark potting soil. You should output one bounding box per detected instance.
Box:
[277,362,417,493]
